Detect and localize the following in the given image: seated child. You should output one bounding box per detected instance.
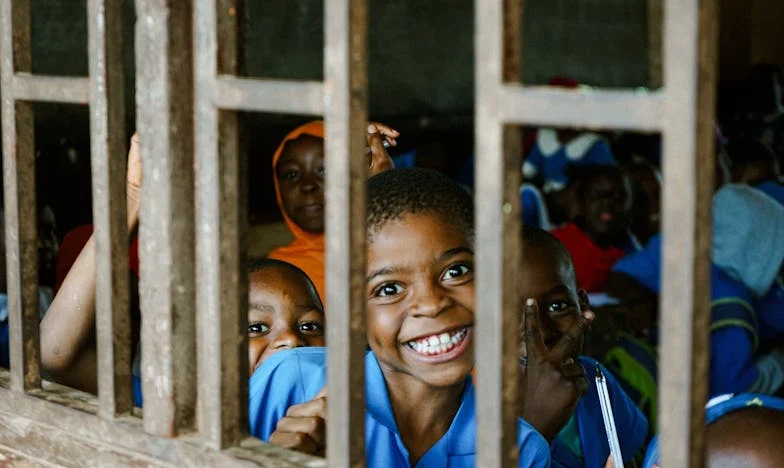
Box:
[551,165,637,292]
[518,226,648,467]
[720,137,784,205]
[643,392,784,468]
[249,169,585,467]
[609,184,784,397]
[268,120,398,301]
[625,160,662,246]
[521,77,616,194]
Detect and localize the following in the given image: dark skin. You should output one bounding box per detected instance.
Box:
[576,172,631,248]
[705,408,784,468]
[518,242,593,442]
[276,123,398,233]
[271,214,474,463]
[247,266,325,376]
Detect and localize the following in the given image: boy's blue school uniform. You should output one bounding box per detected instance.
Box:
[248,347,551,468]
[550,357,648,467]
[612,234,784,396]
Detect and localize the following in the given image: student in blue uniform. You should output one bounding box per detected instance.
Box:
[518,226,648,467]
[249,169,591,467]
[643,392,784,468]
[608,184,784,397]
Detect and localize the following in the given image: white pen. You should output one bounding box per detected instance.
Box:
[596,365,624,468]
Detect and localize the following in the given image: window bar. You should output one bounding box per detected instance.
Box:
[0,0,41,393]
[194,0,248,449]
[658,0,717,466]
[88,0,133,418]
[324,0,369,465]
[475,0,522,465]
[134,0,197,437]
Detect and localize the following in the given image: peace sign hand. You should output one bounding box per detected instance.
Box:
[519,298,593,442]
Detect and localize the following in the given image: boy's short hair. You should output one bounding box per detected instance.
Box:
[521,225,577,289]
[367,168,474,242]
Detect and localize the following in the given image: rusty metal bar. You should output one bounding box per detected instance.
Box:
[324,0,368,465]
[475,0,522,465]
[499,85,664,132]
[194,0,247,449]
[214,77,324,115]
[11,75,90,104]
[134,0,197,437]
[88,0,133,419]
[658,0,716,466]
[0,0,40,393]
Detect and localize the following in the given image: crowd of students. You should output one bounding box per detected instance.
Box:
[0,69,783,466]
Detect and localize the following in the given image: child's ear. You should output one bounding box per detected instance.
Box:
[577,289,590,312]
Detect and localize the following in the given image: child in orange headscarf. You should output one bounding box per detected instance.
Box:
[268,120,398,302]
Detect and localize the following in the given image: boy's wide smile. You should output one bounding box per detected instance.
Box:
[402,326,472,363]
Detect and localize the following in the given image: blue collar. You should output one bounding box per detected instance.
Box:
[364,351,477,458]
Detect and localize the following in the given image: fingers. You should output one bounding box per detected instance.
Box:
[604,455,615,468]
[313,386,327,400]
[285,395,327,420]
[269,428,322,455]
[548,310,593,362]
[368,122,399,146]
[524,298,548,358]
[271,414,326,447]
[561,360,589,394]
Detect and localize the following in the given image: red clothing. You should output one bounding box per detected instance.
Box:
[550,223,626,292]
[55,224,139,293]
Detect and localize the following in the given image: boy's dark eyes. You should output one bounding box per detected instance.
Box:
[316,166,325,178]
[547,301,576,315]
[298,321,324,335]
[248,322,270,336]
[442,263,472,281]
[374,282,404,298]
[280,169,300,182]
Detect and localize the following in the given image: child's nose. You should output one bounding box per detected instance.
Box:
[271,330,306,350]
[409,284,452,318]
[299,173,322,193]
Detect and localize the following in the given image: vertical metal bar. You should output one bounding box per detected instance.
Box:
[88,0,132,418]
[134,0,197,437]
[659,0,716,466]
[195,0,247,449]
[475,0,522,465]
[324,0,368,465]
[0,0,40,393]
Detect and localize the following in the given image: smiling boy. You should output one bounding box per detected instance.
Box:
[249,169,565,466]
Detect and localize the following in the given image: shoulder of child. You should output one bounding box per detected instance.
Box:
[517,416,552,468]
[248,347,327,440]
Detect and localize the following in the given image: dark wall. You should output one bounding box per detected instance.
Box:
[14,0,651,230]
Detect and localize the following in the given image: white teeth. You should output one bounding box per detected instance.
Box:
[407,328,469,356]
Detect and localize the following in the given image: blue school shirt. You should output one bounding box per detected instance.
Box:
[756,180,784,206]
[612,235,784,395]
[248,347,551,468]
[522,130,616,193]
[550,357,648,468]
[520,183,551,229]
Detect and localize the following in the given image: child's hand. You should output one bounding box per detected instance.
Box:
[269,387,327,456]
[367,122,398,176]
[127,133,142,229]
[518,298,593,442]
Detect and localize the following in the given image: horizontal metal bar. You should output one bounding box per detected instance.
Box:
[499,85,664,132]
[11,74,89,104]
[214,76,324,114]
[0,371,325,467]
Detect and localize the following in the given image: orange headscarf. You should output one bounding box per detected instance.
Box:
[267,121,327,302]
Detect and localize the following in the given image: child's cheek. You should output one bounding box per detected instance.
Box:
[248,339,269,376]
